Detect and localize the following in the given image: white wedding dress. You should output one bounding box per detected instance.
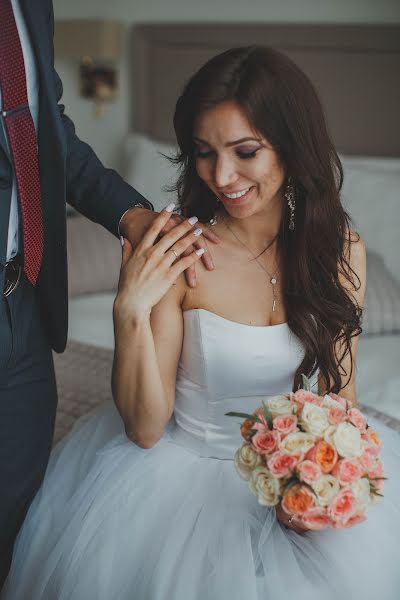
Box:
[3,309,400,600]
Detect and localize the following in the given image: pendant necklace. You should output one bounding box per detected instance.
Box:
[222,216,279,313]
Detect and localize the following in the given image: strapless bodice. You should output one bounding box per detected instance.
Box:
[169,309,305,459]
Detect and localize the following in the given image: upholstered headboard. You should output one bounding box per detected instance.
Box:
[130,24,400,156]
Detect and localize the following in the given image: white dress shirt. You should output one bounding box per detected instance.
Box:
[0,0,39,261]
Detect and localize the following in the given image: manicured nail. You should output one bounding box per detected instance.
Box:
[193,228,202,237]
[195,248,205,256]
[165,203,176,212]
[188,216,198,225]
[120,236,124,247]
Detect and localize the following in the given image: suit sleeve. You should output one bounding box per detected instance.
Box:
[48,5,153,237]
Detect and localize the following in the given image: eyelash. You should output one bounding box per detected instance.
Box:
[195,150,259,160]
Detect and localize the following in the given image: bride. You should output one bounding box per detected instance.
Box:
[3,46,400,600]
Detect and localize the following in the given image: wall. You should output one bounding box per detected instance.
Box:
[53,0,400,170]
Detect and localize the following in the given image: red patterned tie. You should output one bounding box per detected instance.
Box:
[0,0,43,286]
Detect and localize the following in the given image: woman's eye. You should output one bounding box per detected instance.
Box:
[236,149,259,159]
[195,149,213,158]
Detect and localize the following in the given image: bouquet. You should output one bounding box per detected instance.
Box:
[226,376,386,530]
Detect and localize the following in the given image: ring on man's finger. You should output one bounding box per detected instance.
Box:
[171,249,179,259]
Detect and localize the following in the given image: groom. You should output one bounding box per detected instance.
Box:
[0,0,217,586]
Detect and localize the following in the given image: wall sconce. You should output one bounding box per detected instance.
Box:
[54,20,123,117]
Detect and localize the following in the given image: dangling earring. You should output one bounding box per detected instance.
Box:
[209,195,220,226]
[285,177,295,231]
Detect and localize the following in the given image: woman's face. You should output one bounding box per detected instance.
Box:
[193,100,286,219]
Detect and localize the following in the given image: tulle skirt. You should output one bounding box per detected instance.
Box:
[3,401,400,600]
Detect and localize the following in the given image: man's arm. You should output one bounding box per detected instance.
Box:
[48,4,153,237]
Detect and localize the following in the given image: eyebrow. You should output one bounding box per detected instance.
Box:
[193,136,262,147]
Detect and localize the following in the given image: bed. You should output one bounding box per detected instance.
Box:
[58,23,400,444]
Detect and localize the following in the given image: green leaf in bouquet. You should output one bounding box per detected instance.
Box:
[283,477,300,495]
[225,411,263,424]
[261,401,273,429]
[301,374,311,391]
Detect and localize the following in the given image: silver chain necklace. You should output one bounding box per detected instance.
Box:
[222,216,280,313]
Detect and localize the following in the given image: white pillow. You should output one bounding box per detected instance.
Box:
[340,154,400,174]
[122,133,179,212]
[340,164,400,282]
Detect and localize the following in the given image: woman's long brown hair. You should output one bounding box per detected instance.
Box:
[170,46,362,393]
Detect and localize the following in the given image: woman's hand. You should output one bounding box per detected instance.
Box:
[275,503,310,534]
[114,206,204,325]
[119,206,221,288]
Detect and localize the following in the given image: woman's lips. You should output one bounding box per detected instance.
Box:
[221,186,255,205]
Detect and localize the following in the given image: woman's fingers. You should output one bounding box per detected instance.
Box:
[159,228,203,268]
[168,248,205,282]
[154,215,200,257]
[135,203,176,251]
[202,225,221,245]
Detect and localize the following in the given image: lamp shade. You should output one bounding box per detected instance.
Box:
[54,20,123,60]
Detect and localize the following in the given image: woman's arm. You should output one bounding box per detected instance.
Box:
[112,209,203,448]
[318,232,367,405]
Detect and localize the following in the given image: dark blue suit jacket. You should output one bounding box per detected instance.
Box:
[0,0,152,352]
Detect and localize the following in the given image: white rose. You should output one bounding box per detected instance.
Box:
[323,425,337,446]
[299,403,330,437]
[311,474,340,506]
[352,477,371,510]
[249,466,282,506]
[265,396,296,418]
[234,443,263,481]
[333,422,362,458]
[279,431,316,455]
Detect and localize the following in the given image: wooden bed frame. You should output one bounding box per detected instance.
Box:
[130,23,400,156]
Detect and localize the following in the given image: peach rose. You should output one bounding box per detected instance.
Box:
[273,414,298,436]
[302,507,332,530]
[367,457,384,479]
[328,488,358,525]
[306,441,338,473]
[328,406,348,426]
[328,392,348,410]
[323,394,347,411]
[339,510,366,529]
[252,409,269,433]
[267,451,300,478]
[362,429,382,448]
[282,484,316,516]
[359,446,380,473]
[332,458,362,484]
[297,460,322,485]
[348,408,367,432]
[292,390,323,407]
[252,430,280,455]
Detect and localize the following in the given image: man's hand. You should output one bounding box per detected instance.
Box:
[119,206,221,287]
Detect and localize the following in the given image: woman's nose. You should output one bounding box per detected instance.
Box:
[213,155,238,189]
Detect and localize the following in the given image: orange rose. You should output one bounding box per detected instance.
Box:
[282,484,316,516]
[240,418,255,441]
[306,441,338,473]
